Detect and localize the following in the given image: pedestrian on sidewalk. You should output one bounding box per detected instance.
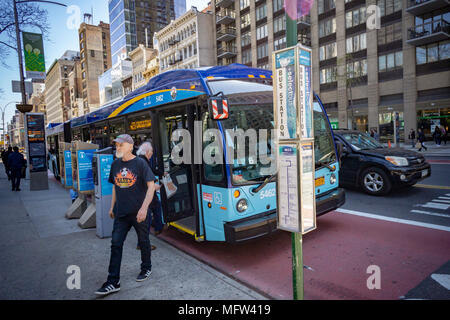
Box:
[136,141,164,251]
[8,146,26,191]
[440,125,447,145]
[2,146,12,181]
[95,134,156,297]
[433,126,441,146]
[408,129,416,148]
[417,128,427,151]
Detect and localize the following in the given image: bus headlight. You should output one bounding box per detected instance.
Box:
[236,199,248,213]
[330,173,336,185]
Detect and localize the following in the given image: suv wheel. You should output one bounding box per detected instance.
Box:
[360,167,392,196]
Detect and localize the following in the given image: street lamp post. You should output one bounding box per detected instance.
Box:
[13,0,68,108]
[1,101,19,148]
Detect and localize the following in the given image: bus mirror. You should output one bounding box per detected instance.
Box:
[208,97,229,120]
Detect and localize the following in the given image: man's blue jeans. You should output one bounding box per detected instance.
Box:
[107,214,152,284]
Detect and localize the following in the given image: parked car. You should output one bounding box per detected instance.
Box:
[333,130,431,196]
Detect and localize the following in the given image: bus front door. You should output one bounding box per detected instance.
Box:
[153,104,200,239]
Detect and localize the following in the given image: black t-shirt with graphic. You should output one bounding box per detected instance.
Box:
[108,156,156,217]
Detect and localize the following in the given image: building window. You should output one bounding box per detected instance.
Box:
[347,58,368,78]
[319,17,336,38]
[242,48,251,64]
[346,33,366,53]
[257,43,268,59]
[320,66,337,84]
[320,42,337,61]
[378,51,402,71]
[256,4,267,21]
[416,40,450,65]
[377,21,402,45]
[256,24,268,40]
[377,0,402,17]
[91,50,95,57]
[345,6,366,28]
[318,0,336,15]
[274,36,287,51]
[240,0,250,10]
[273,15,286,33]
[240,13,250,29]
[273,0,283,12]
[241,31,251,47]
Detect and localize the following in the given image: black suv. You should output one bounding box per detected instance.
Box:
[333,130,431,196]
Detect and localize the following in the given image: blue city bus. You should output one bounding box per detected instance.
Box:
[46,122,65,180]
[46,64,345,243]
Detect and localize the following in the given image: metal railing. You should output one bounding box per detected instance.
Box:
[408,0,441,8]
[408,18,450,39]
[217,46,237,56]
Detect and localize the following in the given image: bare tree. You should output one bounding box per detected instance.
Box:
[0,0,49,67]
[337,53,366,130]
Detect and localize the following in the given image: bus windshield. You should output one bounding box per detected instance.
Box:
[313,102,337,169]
[221,104,275,185]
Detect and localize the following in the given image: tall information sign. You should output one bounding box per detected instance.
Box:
[274,44,316,235]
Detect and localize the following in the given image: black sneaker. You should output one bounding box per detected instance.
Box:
[136,269,152,282]
[95,281,120,296]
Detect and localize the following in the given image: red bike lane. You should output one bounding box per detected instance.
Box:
[159,211,450,300]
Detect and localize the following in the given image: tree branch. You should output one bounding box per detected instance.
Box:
[0,40,17,51]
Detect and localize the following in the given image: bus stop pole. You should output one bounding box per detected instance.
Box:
[286,10,304,301]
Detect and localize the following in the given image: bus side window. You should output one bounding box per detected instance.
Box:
[202,111,223,182]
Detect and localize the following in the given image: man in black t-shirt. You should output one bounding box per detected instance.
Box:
[95,134,156,296]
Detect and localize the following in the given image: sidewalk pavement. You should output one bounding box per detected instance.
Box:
[0,163,266,300]
[381,141,450,157]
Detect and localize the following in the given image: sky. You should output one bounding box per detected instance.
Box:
[0,0,210,131]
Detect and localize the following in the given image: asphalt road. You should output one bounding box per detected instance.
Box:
[340,161,450,228]
[159,159,450,300]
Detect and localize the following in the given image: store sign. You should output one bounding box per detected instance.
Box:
[129,119,151,131]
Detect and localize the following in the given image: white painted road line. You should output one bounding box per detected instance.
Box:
[432,199,450,204]
[410,210,450,218]
[438,196,450,200]
[336,208,450,232]
[431,274,450,290]
[421,202,450,210]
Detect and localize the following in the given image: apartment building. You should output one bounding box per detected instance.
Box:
[129,44,158,90]
[312,0,449,141]
[68,59,84,118]
[156,7,216,72]
[44,50,79,124]
[78,21,112,114]
[212,0,449,141]
[143,55,160,82]
[108,0,185,66]
[212,0,311,69]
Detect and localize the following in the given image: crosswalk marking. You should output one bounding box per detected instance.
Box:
[410,210,450,218]
[438,196,450,200]
[421,202,450,210]
[431,274,450,291]
[432,199,450,204]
